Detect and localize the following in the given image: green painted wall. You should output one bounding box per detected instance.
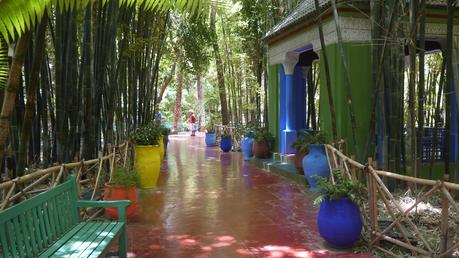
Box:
[268,64,280,152]
[319,43,373,161]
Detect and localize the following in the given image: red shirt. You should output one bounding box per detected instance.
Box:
[190,114,196,123]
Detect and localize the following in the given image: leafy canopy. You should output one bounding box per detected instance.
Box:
[0,0,221,43]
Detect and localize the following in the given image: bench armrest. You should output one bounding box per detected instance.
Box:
[76,200,131,222]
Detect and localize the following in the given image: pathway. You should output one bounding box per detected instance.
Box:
[117,133,374,258]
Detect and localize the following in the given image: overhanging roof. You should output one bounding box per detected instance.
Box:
[264,0,450,43]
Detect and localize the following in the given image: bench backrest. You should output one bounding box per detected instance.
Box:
[0,176,80,257]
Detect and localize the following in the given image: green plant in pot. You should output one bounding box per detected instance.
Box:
[220,128,232,152]
[252,128,274,159]
[104,167,139,220]
[130,124,162,189]
[314,170,364,248]
[205,123,217,147]
[291,132,310,175]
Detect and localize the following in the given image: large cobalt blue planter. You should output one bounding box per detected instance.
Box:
[220,137,232,152]
[205,133,216,147]
[241,137,254,160]
[317,198,362,248]
[302,144,329,191]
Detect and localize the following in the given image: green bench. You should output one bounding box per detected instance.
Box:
[0,175,130,257]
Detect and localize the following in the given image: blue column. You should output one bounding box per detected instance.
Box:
[280,65,297,154]
[285,75,294,131]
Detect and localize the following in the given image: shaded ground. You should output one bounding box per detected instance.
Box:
[112,133,374,258]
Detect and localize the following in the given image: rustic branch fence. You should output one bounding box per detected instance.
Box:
[0,142,134,220]
[325,144,459,257]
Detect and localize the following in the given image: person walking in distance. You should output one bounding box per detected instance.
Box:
[189,111,197,136]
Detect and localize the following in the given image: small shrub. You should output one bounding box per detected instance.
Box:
[314,169,365,206]
[110,167,138,187]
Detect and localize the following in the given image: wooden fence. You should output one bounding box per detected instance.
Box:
[325,144,459,257]
[0,142,133,219]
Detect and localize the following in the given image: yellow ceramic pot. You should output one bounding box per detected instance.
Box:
[135,145,161,189]
[159,136,165,161]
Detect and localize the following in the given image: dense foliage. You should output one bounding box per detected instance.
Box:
[110,167,139,187]
[129,124,162,146]
[314,170,365,206]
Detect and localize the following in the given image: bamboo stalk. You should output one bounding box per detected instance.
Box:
[372,232,431,256]
[313,0,338,142]
[8,173,51,204]
[330,0,360,157]
[440,176,450,256]
[52,165,65,187]
[0,183,16,210]
[441,186,459,214]
[373,176,413,248]
[372,182,440,251]
[370,169,434,253]
[367,158,378,245]
[91,158,104,200]
[374,246,404,258]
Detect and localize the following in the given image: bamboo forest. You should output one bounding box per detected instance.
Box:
[1,0,459,257]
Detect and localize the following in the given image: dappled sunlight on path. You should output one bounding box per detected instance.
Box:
[111,133,374,257]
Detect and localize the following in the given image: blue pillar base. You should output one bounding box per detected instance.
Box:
[281,130,297,154]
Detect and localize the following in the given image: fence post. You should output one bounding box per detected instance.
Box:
[367,157,379,246]
[440,174,451,257]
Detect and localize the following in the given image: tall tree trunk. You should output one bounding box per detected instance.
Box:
[0,32,31,168]
[314,0,337,142]
[408,0,418,177]
[82,4,95,160]
[196,73,205,129]
[173,51,184,132]
[210,8,229,125]
[331,0,360,156]
[416,0,426,177]
[17,14,48,176]
[156,63,176,109]
[445,0,454,179]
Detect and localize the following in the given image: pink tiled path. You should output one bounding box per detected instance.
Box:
[114,133,374,258]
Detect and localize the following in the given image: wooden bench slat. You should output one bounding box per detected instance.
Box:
[37,222,89,257]
[19,212,33,257]
[68,222,120,258]
[36,203,50,247]
[6,220,18,258]
[42,201,55,243]
[31,205,45,251]
[1,224,10,257]
[60,222,111,257]
[12,217,25,258]
[25,209,39,256]
[88,222,125,258]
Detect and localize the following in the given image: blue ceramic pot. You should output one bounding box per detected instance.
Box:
[317,197,362,248]
[241,137,254,160]
[220,137,232,152]
[205,133,216,147]
[302,144,329,191]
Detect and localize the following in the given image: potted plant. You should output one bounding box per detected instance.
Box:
[252,128,274,159]
[104,167,139,220]
[205,123,217,147]
[130,124,162,188]
[314,170,364,248]
[291,133,311,175]
[220,129,232,152]
[301,131,329,191]
[241,130,254,161]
